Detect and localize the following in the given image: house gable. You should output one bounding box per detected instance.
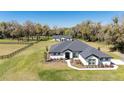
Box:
[85,54,100,59]
[85,55,99,65]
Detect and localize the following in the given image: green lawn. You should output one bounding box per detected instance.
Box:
[0,40,123,80]
[39,66,124,80]
[0,39,18,43]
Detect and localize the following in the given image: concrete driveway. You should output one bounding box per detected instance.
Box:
[111,59,124,65]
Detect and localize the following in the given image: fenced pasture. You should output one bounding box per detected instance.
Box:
[0,37,46,59]
[0,43,33,59]
[0,44,26,56]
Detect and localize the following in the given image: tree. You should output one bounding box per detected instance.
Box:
[113,17,119,24]
[9,21,23,40]
[23,21,35,41]
[0,16,124,53]
[52,26,58,35]
[35,23,43,40]
[64,28,71,36]
[0,22,11,38]
[42,25,50,36]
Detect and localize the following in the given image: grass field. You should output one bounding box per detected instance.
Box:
[0,44,26,56]
[0,40,124,80]
[0,39,18,43]
[81,40,121,59]
[0,39,37,43]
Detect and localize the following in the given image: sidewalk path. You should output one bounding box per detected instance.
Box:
[111,59,124,65]
[65,60,118,70]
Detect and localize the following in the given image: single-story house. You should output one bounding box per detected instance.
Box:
[52,35,73,42]
[49,40,112,66]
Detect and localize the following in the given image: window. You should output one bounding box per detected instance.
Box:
[89,61,91,65]
[105,58,109,61]
[101,58,109,61]
[53,53,56,55]
[73,52,78,58]
[88,59,96,65]
[53,52,61,55]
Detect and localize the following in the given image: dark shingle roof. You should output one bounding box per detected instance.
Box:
[49,40,111,58]
[80,47,112,59]
[50,40,89,52]
[50,41,69,52]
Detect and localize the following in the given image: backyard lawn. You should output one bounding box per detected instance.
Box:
[0,40,124,80]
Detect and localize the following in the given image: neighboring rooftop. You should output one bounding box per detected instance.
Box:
[52,35,72,39]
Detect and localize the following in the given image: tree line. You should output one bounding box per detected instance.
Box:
[0,16,124,52]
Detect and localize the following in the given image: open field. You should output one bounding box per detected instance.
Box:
[0,39,37,44]
[0,44,27,56]
[81,40,121,59]
[0,40,124,80]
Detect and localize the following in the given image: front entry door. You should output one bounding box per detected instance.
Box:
[65,52,70,59]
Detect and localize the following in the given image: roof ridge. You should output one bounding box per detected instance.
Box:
[53,41,72,52]
[61,41,75,51]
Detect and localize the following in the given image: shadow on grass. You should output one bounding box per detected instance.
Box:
[38,68,123,81]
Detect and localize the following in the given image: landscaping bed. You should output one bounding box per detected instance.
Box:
[70,59,114,68]
[71,60,84,68]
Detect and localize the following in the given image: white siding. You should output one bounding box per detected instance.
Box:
[64,50,73,59]
[49,53,64,59]
[61,38,65,41]
[78,54,88,65]
[102,61,111,65]
[101,58,111,65]
[49,51,111,66]
[55,39,61,41]
[65,38,73,41]
[49,50,73,59]
[86,56,99,65]
[53,38,72,42]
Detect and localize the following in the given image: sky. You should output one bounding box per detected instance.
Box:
[0,11,124,28]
